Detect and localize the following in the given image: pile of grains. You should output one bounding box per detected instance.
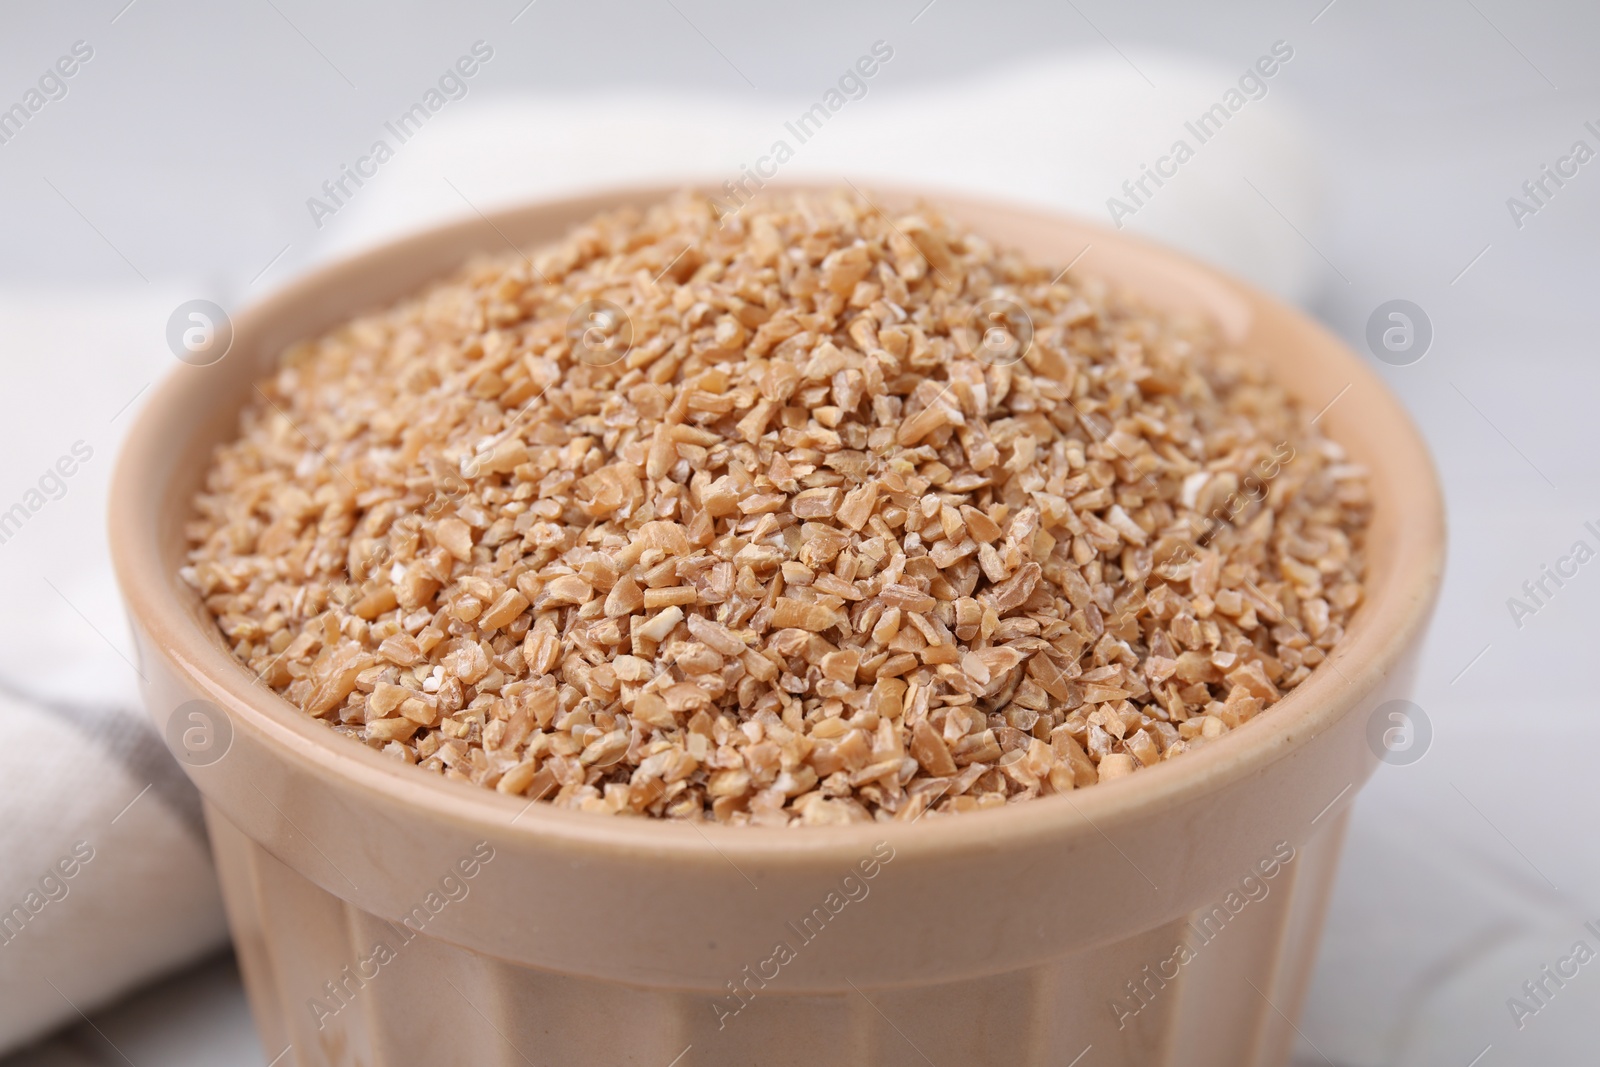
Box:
[183,189,1370,826]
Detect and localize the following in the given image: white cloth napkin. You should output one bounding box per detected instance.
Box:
[0,51,1326,1054]
[0,290,231,1054]
[318,50,1327,305]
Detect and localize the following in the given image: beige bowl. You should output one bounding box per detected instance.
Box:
[110,184,1444,1067]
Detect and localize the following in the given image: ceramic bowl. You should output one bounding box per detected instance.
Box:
[109,183,1444,1067]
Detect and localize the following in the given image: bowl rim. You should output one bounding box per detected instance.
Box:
[109,179,1446,867]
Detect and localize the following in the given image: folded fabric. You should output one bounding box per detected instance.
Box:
[0,51,1326,1055]
[0,289,230,1054]
[320,50,1327,306]
[0,684,226,1054]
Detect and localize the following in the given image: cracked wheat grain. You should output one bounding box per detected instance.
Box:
[182,190,1370,826]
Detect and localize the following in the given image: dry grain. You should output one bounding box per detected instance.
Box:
[183,189,1370,825]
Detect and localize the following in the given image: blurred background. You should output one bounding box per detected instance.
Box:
[1,1,1596,1064]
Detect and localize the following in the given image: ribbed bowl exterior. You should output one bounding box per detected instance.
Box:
[207,800,1352,1067]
